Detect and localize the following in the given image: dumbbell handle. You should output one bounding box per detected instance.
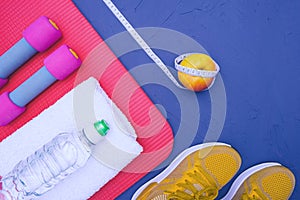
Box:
[9,66,57,107]
[0,45,81,126]
[0,38,37,79]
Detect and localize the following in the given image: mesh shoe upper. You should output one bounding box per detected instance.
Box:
[136,145,241,200]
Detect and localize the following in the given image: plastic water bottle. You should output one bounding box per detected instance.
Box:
[0,120,110,200]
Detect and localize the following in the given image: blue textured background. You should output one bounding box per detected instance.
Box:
[73,0,300,199]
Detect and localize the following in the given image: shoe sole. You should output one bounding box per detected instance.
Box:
[221,162,281,200]
[132,142,231,200]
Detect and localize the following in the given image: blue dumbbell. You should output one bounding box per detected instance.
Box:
[0,16,62,88]
[0,45,82,126]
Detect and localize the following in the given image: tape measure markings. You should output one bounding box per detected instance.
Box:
[102,0,186,89]
[102,0,219,90]
[175,53,220,78]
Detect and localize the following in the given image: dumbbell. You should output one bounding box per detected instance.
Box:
[0,16,62,88]
[0,45,82,126]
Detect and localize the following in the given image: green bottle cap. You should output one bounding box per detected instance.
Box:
[94,120,110,136]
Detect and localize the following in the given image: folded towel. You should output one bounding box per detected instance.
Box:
[0,77,143,200]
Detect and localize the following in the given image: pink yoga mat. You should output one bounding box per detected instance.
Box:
[0,1,173,199]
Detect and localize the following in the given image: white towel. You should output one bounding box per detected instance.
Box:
[0,78,143,200]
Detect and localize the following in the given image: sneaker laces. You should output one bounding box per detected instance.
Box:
[242,184,268,200]
[165,165,219,200]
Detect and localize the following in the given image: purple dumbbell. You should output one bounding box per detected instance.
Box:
[0,16,62,88]
[0,45,82,126]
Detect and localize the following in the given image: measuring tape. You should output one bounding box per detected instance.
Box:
[102,0,219,90]
[175,53,220,78]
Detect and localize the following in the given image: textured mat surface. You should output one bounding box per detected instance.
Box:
[0,0,173,199]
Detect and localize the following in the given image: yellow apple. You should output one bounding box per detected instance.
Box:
[178,54,216,92]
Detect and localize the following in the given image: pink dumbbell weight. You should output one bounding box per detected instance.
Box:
[0,16,62,88]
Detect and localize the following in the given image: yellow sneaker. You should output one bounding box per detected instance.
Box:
[132,142,241,200]
[222,163,296,200]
